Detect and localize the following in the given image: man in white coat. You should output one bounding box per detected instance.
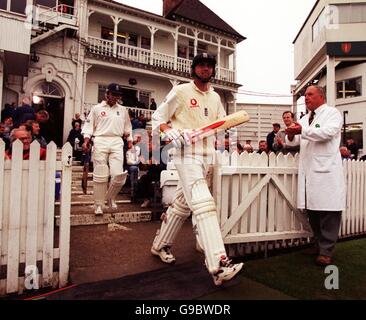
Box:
[82,83,132,215]
[286,85,345,266]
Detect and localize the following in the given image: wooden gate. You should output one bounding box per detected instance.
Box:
[0,140,72,296]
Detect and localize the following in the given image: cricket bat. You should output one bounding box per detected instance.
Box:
[189,110,250,143]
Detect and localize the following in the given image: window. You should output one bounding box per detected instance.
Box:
[342,123,363,149]
[0,0,27,14]
[35,0,57,7]
[139,91,150,108]
[0,0,7,10]
[101,27,128,44]
[336,3,366,24]
[98,85,107,103]
[336,77,362,99]
[128,33,138,47]
[312,8,326,41]
[141,37,151,50]
[178,45,188,59]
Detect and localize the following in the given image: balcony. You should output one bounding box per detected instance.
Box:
[35,4,77,27]
[83,103,154,122]
[87,36,236,83]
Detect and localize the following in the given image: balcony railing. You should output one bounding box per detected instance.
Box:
[35,4,77,27]
[87,36,236,83]
[83,103,154,121]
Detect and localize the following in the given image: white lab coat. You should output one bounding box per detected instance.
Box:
[297,104,346,211]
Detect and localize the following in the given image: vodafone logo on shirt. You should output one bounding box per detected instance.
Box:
[190,98,199,108]
[100,111,107,117]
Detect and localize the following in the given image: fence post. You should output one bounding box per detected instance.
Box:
[6,141,23,293]
[59,143,72,287]
[42,142,57,287]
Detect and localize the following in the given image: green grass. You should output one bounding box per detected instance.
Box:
[242,238,366,300]
[199,238,366,300]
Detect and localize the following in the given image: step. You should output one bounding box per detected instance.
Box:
[55,199,131,206]
[72,172,93,179]
[55,211,152,226]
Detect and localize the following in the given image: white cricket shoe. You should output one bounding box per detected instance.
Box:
[95,205,103,215]
[151,246,176,264]
[212,257,244,286]
[108,199,118,210]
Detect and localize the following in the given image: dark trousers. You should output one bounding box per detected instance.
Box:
[307,210,342,257]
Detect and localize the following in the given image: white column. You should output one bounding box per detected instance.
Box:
[216,36,221,80]
[171,29,178,70]
[148,26,158,65]
[82,63,93,116]
[194,30,199,56]
[86,10,94,41]
[233,43,237,83]
[111,16,122,57]
[0,58,4,119]
[326,55,336,106]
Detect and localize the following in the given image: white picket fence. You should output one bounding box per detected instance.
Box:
[212,151,366,256]
[0,140,72,296]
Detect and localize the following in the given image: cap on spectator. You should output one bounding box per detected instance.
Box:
[106,83,123,96]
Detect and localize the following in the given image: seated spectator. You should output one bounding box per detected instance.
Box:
[5,128,46,160]
[67,122,84,161]
[138,138,167,207]
[340,146,352,160]
[236,143,244,154]
[138,114,147,129]
[360,154,366,161]
[125,142,141,202]
[257,140,269,154]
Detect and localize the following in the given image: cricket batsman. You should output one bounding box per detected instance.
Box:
[151,53,244,285]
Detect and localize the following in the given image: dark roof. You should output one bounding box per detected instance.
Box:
[166,0,246,42]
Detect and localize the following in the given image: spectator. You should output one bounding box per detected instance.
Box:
[243,143,254,153]
[13,97,37,128]
[360,154,366,161]
[5,128,46,160]
[138,113,147,129]
[2,116,13,135]
[340,146,352,160]
[130,111,140,130]
[346,138,358,160]
[0,123,11,150]
[150,98,157,110]
[257,140,269,154]
[273,111,300,155]
[25,120,47,148]
[67,122,84,161]
[1,103,15,121]
[236,143,244,154]
[72,113,82,129]
[266,123,281,152]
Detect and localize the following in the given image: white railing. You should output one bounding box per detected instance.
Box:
[36,4,77,27]
[88,36,114,57]
[116,43,151,64]
[87,37,236,83]
[212,151,366,256]
[177,57,191,73]
[219,67,235,83]
[153,52,175,70]
[0,140,72,296]
[83,103,154,121]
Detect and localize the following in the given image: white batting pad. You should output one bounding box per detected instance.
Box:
[191,179,227,274]
[105,171,128,201]
[93,164,109,206]
[152,192,190,250]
